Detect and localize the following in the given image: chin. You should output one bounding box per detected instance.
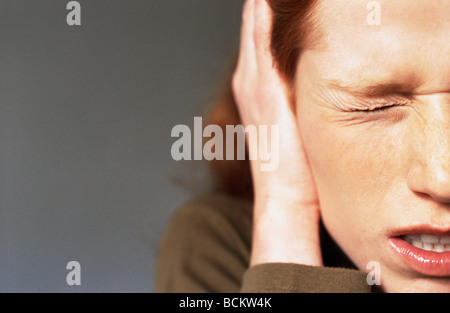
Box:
[382,276,450,293]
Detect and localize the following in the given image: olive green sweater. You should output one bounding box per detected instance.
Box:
[155,192,372,293]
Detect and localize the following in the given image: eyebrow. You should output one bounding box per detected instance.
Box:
[321,79,419,97]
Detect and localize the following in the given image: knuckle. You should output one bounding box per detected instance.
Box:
[232,72,247,103]
[231,71,241,94]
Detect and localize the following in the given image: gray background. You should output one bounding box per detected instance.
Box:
[0,0,243,292]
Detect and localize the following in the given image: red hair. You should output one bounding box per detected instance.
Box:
[206,0,318,199]
[269,0,319,82]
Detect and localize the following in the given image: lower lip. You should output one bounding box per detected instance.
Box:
[389,237,450,277]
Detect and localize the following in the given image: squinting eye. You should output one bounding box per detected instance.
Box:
[348,103,410,124]
[358,105,395,113]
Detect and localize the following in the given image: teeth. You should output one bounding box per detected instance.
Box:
[421,234,440,244]
[435,244,444,253]
[404,234,450,253]
[441,236,450,244]
[412,239,423,249]
[408,234,421,241]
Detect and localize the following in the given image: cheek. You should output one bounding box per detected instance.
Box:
[297,109,403,208]
[296,101,415,267]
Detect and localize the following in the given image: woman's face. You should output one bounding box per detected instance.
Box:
[295,0,450,292]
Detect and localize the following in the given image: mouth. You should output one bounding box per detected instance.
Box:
[403,234,450,252]
[389,230,450,277]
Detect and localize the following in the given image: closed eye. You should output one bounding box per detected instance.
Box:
[353,104,397,113]
[346,102,410,124]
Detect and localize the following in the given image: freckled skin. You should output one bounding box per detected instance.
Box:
[295,0,450,292]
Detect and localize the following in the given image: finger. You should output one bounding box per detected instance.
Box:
[253,0,296,118]
[237,0,257,71]
[253,0,291,107]
[253,0,274,72]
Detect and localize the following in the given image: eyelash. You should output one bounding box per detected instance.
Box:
[355,104,396,114]
[346,102,411,124]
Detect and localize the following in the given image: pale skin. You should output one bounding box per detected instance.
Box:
[233,0,450,293]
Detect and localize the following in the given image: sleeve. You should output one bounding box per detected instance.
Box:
[154,195,252,293]
[155,194,372,293]
[240,263,372,293]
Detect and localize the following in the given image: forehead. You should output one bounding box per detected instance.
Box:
[307,0,450,94]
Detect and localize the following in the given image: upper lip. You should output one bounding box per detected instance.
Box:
[389,225,450,238]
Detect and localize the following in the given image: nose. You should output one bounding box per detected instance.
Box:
[407,96,450,204]
[408,165,450,203]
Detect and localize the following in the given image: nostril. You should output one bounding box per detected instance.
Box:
[428,192,450,204]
